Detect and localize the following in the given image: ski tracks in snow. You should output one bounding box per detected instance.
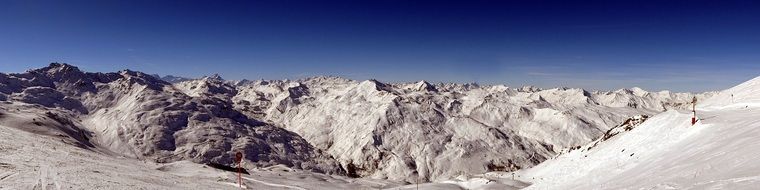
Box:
[33,163,61,190]
[241,176,307,190]
[0,163,18,185]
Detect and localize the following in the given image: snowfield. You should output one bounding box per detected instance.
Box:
[0,123,400,189]
[514,76,760,189]
[1,63,757,189]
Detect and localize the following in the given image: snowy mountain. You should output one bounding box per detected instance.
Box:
[0,120,403,189]
[0,63,721,187]
[0,63,342,175]
[153,74,194,83]
[225,76,714,182]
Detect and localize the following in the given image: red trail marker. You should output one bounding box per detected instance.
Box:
[235,152,243,188]
[691,97,698,126]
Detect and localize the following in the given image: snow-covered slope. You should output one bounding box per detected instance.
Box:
[174,74,236,98]
[516,76,760,189]
[228,76,713,182]
[0,63,342,175]
[0,122,403,189]
[0,63,718,185]
[699,76,760,110]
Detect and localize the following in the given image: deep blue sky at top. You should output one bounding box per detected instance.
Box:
[1,0,759,92]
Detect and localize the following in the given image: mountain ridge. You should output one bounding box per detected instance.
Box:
[0,63,717,183]
[0,63,344,174]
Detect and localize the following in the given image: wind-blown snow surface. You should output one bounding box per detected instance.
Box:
[514,76,760,189]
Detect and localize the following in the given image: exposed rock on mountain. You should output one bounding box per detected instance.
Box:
[154,74,193,83]
[228,75,714,182]
[0,63,343,175]
[0,63,715,183]
[174,74,237,98]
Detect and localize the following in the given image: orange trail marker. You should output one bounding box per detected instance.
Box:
[235,152,243,188]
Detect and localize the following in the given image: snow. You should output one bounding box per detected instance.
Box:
[4,63,751,189]
[152,74,193,84]
[700,76,760,110]
[513,76,760,189]
[1,63,344,175]
[0,122,222,189]
[0,123,409,189]
[232,76,712,182]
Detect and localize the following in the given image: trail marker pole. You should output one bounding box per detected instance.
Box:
[691,97,698,125]
[235,152,243,189]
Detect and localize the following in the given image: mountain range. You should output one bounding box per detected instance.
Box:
[0,63,716,184]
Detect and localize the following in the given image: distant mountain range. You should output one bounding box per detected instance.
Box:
[0,63,715,183]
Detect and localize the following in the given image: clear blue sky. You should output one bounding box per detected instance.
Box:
[1,0,758,92]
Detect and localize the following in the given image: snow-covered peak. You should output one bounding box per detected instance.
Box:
[158,75,193,83]
[115,69,169,89]
[518,85,542,92]
[488,85,513,94]
[358,79,395,93]
[33,62,83,75]
[202,73,224,81]
[613,88,634,95]
[174,76,236,97]
[300,76,353,83]
[411,80,437,92]
[629,87,648,96]
[296,76,355,88]
[118,69,155,78]
[22,63,89,85]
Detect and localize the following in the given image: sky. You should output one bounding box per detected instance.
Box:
[0,0,758,92]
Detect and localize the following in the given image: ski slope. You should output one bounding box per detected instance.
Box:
[0,123,406,189]
[515,76,760,189]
